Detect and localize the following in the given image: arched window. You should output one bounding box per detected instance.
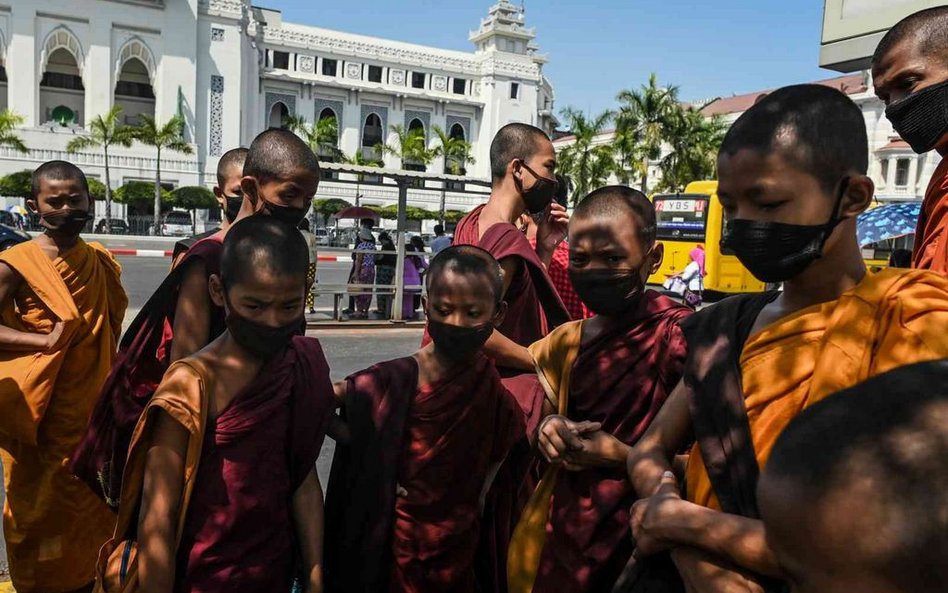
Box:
[408,117,425,135]
[318,107,338,145]
[449,123,465,141]
[40,47,84,126]
[445,122,469,177]
[361,113,383,161]
[114,57,155,125]
[269,102,289,129]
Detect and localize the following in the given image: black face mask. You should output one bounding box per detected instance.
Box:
[223,194,243,224]
[516,162,558,215]
[569,268,646,317]
[885,79,948,154]
[262,200,308,226]
[225,306,301,360]
[41,209,90,236]
[720,178,849,284]
[427,318,494,361]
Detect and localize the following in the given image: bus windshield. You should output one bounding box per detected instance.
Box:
[654,194,709,241]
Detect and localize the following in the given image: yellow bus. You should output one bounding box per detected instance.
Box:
[648,180,765,296]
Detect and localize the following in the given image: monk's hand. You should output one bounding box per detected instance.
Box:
[630,471,684,555]
[535,202,569,258]
[43,321,65,352]
[537,415,601,464]
[561,429,628,470]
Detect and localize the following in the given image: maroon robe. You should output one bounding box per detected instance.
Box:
[70,236,226,507]
[533,291,690,592]
[425,205,571,593]
[324,354,524,593]
[176,336,334,593]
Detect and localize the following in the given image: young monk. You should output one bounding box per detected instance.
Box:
[71,129,320,507]
[107,216,333,593]
[170,147,249,265]
[324,245,524,593]
[508,186,691,593]
[872,7,948,273]
[623,84,948,593]
[758,360,948,593]
[0,161,127,593]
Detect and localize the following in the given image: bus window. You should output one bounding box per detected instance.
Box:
[654,194,710,242]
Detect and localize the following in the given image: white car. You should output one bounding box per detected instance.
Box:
[314,228,331,246]
[161,211,192,237]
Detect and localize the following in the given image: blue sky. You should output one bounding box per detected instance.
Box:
[272,0,833,116]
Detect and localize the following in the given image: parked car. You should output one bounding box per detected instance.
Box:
[94,218,130,234]
[313,228,331,246]
[161,210,192,237]
[0,223,31,251]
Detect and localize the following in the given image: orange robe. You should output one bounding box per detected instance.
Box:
[0,240,126,593]
[912,157,948,273]
[686,268,948,509]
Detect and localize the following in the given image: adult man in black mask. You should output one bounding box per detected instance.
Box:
[171,147,248,266]
[872,7,948,273]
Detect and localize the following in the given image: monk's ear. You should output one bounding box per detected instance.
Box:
[648,242,665,276]
[421,295,429,317]
[208,274,226,308]
[492,301,508,327]
[26,199,38,214]
[841,175,874,218]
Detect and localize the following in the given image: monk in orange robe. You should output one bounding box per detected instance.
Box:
[0,161,127,593]
[325,246,524,593]
[509,187,691,593]
[623,86,948,593]
[871,8,948,273]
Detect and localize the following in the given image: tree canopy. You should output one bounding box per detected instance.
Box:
[0,170,32,198]
[172,185,217,210]
[115,181,172,208]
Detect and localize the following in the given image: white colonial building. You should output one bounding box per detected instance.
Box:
[0,0,557,226]
[553,72,938,204]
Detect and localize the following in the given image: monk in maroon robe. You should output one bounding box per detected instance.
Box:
[71,129,321,506]
[326,246,524,593]
[519,186,690,593]
[127,217,331,593]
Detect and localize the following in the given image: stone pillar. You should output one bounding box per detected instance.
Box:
[908,157,920,198]
[7,8,37,125]
[84,19,112,127]
[886,156,897,188]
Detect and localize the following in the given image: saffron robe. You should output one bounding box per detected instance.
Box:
[684,268,948,510]
[324,354,523,593]
[913,158,948,273]
[70,235,226,507]
[0,240,126,593]
[516,291,690,593]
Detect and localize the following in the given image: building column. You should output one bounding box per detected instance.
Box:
[7,8,37,126]
[84,19,112,127]
[908,157,920,198]
[886,156,897,188]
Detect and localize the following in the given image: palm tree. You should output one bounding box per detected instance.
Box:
[133,114,194,235]
[0,110,27,154]
[657,108,728,192]
[287,114,341,160]
[432,125,476,223]
[340,150,383,207]
[378,124,437,172]
[556,107,616,203]
[432,125,476,175]
[67,106,134,233]
[615,73,680,194]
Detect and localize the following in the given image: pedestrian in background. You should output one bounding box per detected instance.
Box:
[403,236,429,320]
[430,223,452,254]
[349,226,377,320]
[375,232,397,319]
[299,218,318,314]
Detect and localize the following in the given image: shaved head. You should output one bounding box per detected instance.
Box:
[760,360,948,593]
[426,245,504,305]
[489,123,551,181]
[574,185,656,246]
[32,160,89,198]
[873,7,948,67]
[719,84,868,194]
[221,216,309,288]
[243,128,320,183]
[217,147,248,187]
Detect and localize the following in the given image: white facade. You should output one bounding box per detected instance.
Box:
[553,72,937,204]
[0,0,556,223]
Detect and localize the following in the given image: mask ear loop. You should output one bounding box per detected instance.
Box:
[829,176,851,226]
